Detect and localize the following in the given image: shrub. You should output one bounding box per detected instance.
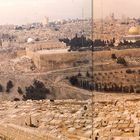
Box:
[111,54,117,59]
[35,38,40,41]
[50,99,55,102]
[14,98,20,101]
[69,76,78,86]
[17,87,23,94]
[126,69,133,74]
[117,57,127,66]
[23,80,50,100]
[98,72,102,75]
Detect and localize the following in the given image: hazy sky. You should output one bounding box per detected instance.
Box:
[0,0,91,25]
[94,0,140,19]
[0,0,139,25]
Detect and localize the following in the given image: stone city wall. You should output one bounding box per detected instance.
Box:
[26,50,91,71]
[26,41,67,51]
[94,48,140,62]
[26,43,140,72]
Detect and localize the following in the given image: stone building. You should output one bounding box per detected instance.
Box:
[26,41,91,71]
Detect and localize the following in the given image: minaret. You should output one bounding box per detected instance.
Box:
[43,17,49,27]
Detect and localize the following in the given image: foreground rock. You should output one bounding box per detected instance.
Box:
[0,93,140,139]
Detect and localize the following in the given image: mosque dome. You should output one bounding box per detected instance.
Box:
[128,26,139,35]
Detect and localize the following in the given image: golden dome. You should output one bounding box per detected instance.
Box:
[128,26,139,35]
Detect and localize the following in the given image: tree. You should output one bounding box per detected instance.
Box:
[130,86,134,93]
[112,38,116,44]
[6,80,14,93]
[0,84,3,92]
[86,71,90,77]
[77,71,82,77]
[23,80,50,100]
[60,34,93,51]
[69,76,78,86]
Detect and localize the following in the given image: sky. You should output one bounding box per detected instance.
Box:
[0,0,140,25]
[0,0,91,25]
[93,0,140,19]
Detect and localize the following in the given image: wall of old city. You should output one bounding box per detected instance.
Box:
[38,51,91,71]
[94,48,140,62]
[26,41,67,51]
[26,42,140,72]
[26,50,91,71]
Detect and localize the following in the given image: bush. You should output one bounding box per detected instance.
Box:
[17,87,23,94]
[111,54,117,59]
[35,38,40,41]
[69,76,78,86]
[23,80,50,100]
[14,98,20,101]
[6,80,14,93]
[50,99,55,102]
[126,69,135,74]
[117,57,127,66]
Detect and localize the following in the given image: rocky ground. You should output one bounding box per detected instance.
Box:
[0,93,139,139]
[0,99,92,140]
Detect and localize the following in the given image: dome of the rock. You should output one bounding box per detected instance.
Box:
[128,26,139,35]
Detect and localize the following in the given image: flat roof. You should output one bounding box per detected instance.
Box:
[124,35,140,37]
[37,48,69,54]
